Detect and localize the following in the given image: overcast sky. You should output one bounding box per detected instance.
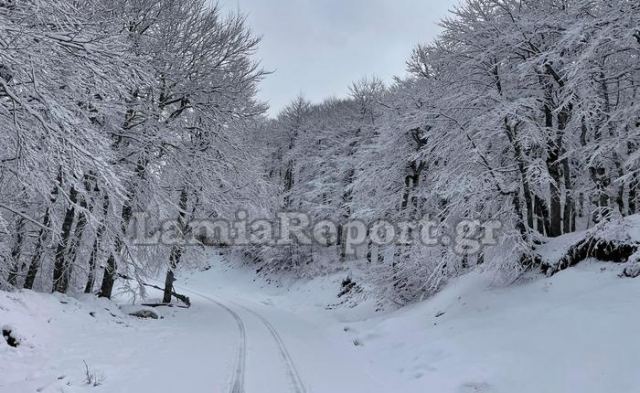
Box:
[215,0,458,117]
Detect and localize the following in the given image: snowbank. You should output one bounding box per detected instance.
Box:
[0,290,128,392]
[345,261,640,393]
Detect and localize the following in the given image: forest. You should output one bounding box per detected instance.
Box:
[1,0,639,307]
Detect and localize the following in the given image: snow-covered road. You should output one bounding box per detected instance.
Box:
[186,290,248,393]
[175,280,386,393]
[180,288,308,393]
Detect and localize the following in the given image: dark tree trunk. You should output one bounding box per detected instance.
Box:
[52,186,78,293]
[98,104,146,298]
[542,89,563,238]
[63,190,90,292]
[599,73,625,216]
[580,82,611,224]
[534,194,552,236]
[400,174,412,211]
[23,177,60,290]
[542,237,638,276]
[577,192,585,219]
[539,69,573,237]
[336,225,343,260]
[512,191,527,237]
[84,236,100,294]
[23,210,50,290]
[99,253,117,298]
[562,159,575,234]
[99,195,131,299]
[547,167,563,237]
[85,193,109,294]
[283,162,294,208]
[162,247,181,303]
[339,163,356,263]
[505,120,534,229]
[366,229,372,264]
[535,208,545,235]
[162,189,188,303]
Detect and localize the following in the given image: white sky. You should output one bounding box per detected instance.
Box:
[215,0,459,116]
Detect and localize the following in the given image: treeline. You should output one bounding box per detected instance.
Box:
[0,0,270,299]
[255,0,640,303]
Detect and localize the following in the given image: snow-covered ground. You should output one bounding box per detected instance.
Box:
[2,253,640,393]
[0,287,238,392]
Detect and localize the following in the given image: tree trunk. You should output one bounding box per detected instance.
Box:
[7,216,26,286]
[400,174,412,211]
[599,72,625,216]
[162,247,181,303]
[24,177,60,290]
[62,191,90,293]
[533,194,547,235]
[85,194,109,294]
[539,70,572,238]
[99,253,118,298]
[98,106,148,299]
[283,161,294,208]
[23,209,50,290]
[84,236,100,294]
[582,116,609,223]
[511,190,527,237]
[162,188,188,303]
[629,171,638,215]
[542,237,638,276]
[561,157,575,234]
[542,86,563,237]
[366,232,372,264]
[99,195,130,299]
[505,120,534,230]
[547,168,563,237]
[52,186,78,293]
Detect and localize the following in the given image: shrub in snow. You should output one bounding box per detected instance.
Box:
[83,361,104,387]
[338,277,357,298]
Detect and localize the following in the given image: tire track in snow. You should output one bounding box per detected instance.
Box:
[180,287,306,393]
[238,305,308,393]
[214,299,246,393]
[179,289,247,393]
